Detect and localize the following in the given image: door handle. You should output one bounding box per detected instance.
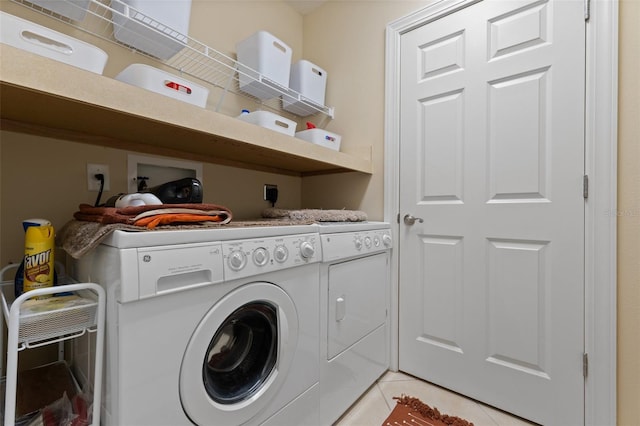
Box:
[336,297,346,322]
[404,214,424,226]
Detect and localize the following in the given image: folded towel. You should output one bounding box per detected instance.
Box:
[134,213,227,229]
[262,208,367,222]
[57,220,144,259]
[73,203,232,229]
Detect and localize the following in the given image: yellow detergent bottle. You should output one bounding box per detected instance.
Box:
[21,223,55,297]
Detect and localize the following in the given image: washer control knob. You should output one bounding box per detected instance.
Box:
[373,235,381,247]
[228,250,247,271]
[364,236,372,248]
[274,245,289,263]
[354,237,363,251]
[299,241,316,259]
[382,234,392,247]
[253,247,269,266]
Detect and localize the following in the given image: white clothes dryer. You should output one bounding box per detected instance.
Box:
[71,226,320,426]
[316,222,393,425]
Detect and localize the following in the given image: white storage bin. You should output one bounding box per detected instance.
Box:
[115,64,209,108]
[0,12,108,74]
[295,128,341,151]
[111,0,191,60]
[237,111,296,136]
[28,0,90,21]
[283,60,327,116]
[236,31,292,100]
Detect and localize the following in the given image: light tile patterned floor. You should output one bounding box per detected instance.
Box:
[334,371,538,426]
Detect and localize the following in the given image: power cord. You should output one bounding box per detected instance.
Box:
[94,173,105,207]
[265,186,278,207]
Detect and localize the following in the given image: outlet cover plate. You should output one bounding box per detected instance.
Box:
[87,163,110,191]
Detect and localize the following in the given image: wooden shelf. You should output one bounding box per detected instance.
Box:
[0,46,372,176]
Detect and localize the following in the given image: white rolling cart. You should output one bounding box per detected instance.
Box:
[0,264,105,426]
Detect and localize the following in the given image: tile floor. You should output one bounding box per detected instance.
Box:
[335,371,538,426]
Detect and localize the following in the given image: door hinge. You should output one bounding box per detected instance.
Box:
[583,175,589,199]
[583,353,589,378]
[585,0,591,21]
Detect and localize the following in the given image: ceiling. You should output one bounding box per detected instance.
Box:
[285,0,328,15]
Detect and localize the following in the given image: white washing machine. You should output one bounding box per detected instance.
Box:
[70,225,321,426]
[316,222,393,425]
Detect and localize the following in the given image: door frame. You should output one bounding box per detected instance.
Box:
[383,1,618,425]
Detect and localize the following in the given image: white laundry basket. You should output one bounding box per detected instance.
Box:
[236,31,292,100]
[111,0,191,60]
[237,111,297,136]
[0,12,108,74]
[115,64,209,108]
[28,0,91,21]
[295,128,341,151]
[283,60,327,116]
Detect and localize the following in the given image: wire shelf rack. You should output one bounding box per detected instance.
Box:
[9,0,335,119]
[0,263,106,426]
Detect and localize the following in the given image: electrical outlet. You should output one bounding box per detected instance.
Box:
[264,184,278,205]
[87,163,110,191]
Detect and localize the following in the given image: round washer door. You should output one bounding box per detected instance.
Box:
[180,282,298,425]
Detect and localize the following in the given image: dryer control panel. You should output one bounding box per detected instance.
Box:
[321,229,392,262]
[223,233,320,280]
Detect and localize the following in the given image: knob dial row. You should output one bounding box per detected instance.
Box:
[226,238,316,272]
[352,232,392,251]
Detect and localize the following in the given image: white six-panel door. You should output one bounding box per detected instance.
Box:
[398,1,585,424]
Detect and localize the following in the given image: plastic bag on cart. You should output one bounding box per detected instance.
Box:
[25,390,91,426]
[68,391,92,426]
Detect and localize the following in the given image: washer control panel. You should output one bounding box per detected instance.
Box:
[223,233,320,280]
[321,229,392,262]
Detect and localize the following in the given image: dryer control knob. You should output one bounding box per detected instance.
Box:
[382,234,392,247]
[364,236,372,248]
[228,250,247,270]
[354,237,363,251]
[253,247,269,266]
[274,245,288,263]
[373,235,381,247]
[299,241,315,259]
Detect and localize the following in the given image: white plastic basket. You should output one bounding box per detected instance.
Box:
[236,31,292,100]
[115,63,210,108]
[111,0,191,60]
[283,60,327,116]
[0,11,108,75]
[295,128,342,151]
[237,110,297,136]
[28,0,90,21]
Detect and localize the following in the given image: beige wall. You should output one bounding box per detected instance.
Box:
[0,132,302,265]
[301,1,431,220]
[617,1,640,424]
